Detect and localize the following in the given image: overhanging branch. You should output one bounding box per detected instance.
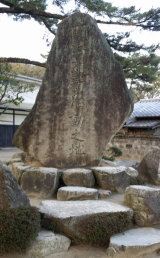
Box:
[1,57,46,68]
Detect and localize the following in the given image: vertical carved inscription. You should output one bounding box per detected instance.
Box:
[69,25,88,156]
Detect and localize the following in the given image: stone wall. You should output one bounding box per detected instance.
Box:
[105,134,160,162]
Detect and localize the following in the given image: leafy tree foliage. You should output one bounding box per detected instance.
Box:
[10,63,45,79]
[0,0,160,100]
[0,59,35,105]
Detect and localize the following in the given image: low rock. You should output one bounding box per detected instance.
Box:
[126,167,138,178]
[12,161,24,175]
[21,167,59,198]
[38,200,133,242]
[98,189,112,199]
[0,160,30,209]
[137,147,160,185]
[8,159,22,171]
[13,152,36,163]
[27,230,71,258]
[126,167,139,185]
[10,158,22,164]
[92,166,130,193]
[124,185,160,226]
[98,159,117,167]
[12,152,23,159]
[57,186,98,201]
[61,168,95,187]
[12,163,30,184]
[106,228,160,258]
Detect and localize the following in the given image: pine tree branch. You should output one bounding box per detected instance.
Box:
[0,7,67,20]
[40,17,56,35]
[0,58,46,68]
[96,19,160,29]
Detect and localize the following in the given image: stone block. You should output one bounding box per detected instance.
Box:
[137,147,160,185]
[57,186,98,201]
[21,167,59,198]
[124,185,160,226]
[13,164,30,184]
[92,166,130,193]
[61,168,95,187]
[27,230,71,258]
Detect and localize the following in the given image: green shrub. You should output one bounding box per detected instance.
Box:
[0,206,40,255]
[74,212,131,247]
[102,146,122,162]
[49,222,62,233]
[102,155,115,162]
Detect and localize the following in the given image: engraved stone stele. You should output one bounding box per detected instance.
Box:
[12,12,133,168]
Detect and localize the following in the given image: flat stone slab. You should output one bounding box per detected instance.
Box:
[38,200,133,241]
[57,186,98,201]
[21,167,59,198]
[27,230,71,258]
[124,185,160,226]
[61,168,95,187]
[92,166,130,193]
[98,159,117,167]
[106,228,160,258]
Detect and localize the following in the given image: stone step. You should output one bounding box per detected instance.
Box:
[27,230,71,258]
[57,186,98,201]
[92,166,130,193]
[106,228,160,258]
[38,200,133,243]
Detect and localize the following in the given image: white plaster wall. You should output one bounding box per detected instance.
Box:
[0,75,42,125]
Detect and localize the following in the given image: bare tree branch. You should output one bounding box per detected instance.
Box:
[0,58,46,68]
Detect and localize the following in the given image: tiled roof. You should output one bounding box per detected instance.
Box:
[124,120,160,128]
[125,99,160,128]
[126,99,160,126]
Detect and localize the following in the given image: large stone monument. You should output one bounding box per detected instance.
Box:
[13,13,133,168]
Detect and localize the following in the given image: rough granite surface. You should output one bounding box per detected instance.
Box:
[27,230,71,258]
[92,166,130,193]
[21,167,59,198]
[12,12,133,168]
[57,186,98,201]
[106,228,160,258]
[61,168,95,187]
[0,161,30,209]
[38,200,133,241]
[124,185,160,226]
